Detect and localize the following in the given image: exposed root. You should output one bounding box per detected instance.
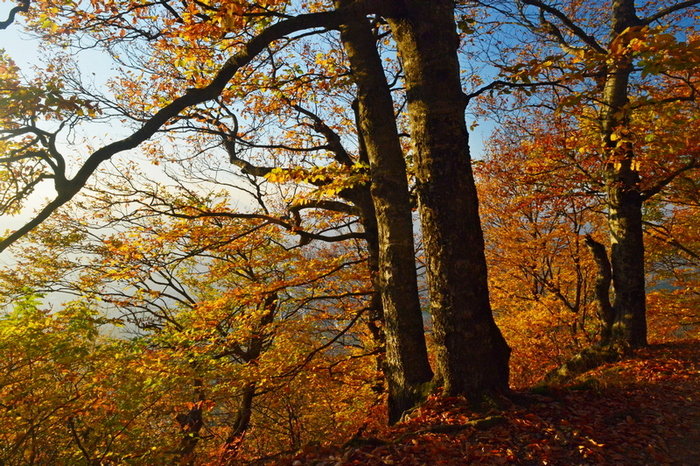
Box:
[543,344,626,385]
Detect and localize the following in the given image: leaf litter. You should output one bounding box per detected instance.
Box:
[288,338,700,465]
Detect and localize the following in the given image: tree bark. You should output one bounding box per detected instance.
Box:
[338,5,433,423]
[607,174,647,346]
[386,0,510,399]
[350,101,387,354]
[584,234,615,344]
[601,0,647,347]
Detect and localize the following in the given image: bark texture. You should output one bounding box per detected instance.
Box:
[338,5,433,423]
[386,0,510,399]
[350,100,387,354]
[584,234,615,344]
[601,0,647,347]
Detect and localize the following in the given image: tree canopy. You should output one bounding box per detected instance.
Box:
[0,0,698,463]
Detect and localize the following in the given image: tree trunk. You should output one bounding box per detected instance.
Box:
[606,169,647,347]
[601,0,647,347]
[584,234,615,344]
[350,101,386,355]
[219,293,276,462]
[386,0,510,399]
[175,376,205,465]
[338,5,433,423]
[220,382,256,463]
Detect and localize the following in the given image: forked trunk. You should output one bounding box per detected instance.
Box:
[584,234,615,343]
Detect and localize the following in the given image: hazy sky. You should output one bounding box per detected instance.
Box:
[0,0,495,245]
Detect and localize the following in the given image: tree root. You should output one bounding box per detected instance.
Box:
[543,344,626,386]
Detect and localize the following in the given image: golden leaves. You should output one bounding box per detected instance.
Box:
[264,162,369,201]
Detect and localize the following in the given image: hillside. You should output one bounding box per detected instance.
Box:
[290,339,700,465]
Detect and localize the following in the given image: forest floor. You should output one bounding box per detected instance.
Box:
[288,338,700,465]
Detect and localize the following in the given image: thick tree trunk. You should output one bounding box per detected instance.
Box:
[601,0,647,347]
[606,168,647,346]
[349,102,387,354]
[386,0,510,399]
[338,5,433,423]
[354,190,387,385]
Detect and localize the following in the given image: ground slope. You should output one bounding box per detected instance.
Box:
[288,338,700,465]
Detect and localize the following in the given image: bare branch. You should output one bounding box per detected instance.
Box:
[521,0,606,54]
[158,209,365,244]
[463,78,571,103]
[641,159,699,201]
[223,137,275,177]
[642,0,700,26]
[643,220,700,263]
[289,199,359,215]
[290,103,355,166]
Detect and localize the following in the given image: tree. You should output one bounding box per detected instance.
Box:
[0,0,433,423]
[1,191,380,462]
[0,0,28,29]
[476,113,609,386]
[0,294,183,464]
[474,0,700,349]
[386,0,510,400]
[337,2,432,422]
[1,0,513,416]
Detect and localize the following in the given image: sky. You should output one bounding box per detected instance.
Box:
[0,13,95,230]
[0,0,496,267]
[1,4,40,241]
[1,3,126,277]
[1,3,40,68]
[0,0,501,319]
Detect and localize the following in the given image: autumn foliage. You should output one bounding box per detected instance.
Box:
[292,339,700,465]
[0,0,698,464]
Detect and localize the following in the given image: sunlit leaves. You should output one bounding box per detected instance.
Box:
[265,162,369,200]
[0,178,378,461]
[0,51,98,123]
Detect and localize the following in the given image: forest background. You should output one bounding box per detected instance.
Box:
[0,0,697,464]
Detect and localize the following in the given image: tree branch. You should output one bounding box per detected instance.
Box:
[289,199,359,215]
[162,209,365,245]
[584,234,614,343]
[464,78,570,103]
[641,159,699,201]
[643,220,700,262]
[0,0,29,29]
[290,103,355,166]
[223,136,275,177]
[521,0,606,54]
[642,0,700,26]
[0,9,346,253]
